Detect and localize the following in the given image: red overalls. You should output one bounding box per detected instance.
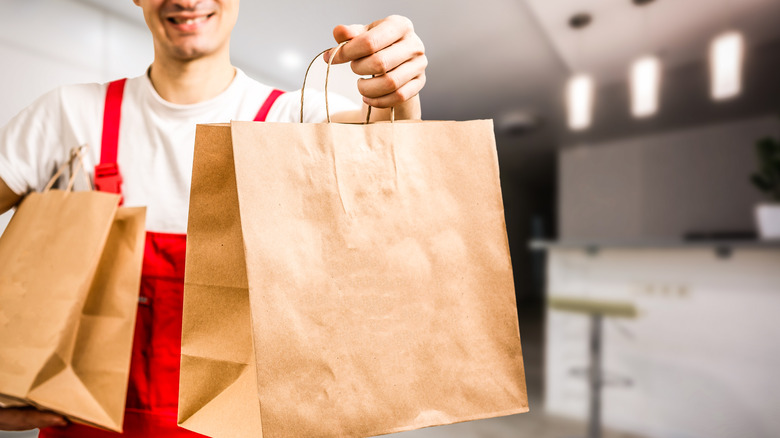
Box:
[40,79,284,437]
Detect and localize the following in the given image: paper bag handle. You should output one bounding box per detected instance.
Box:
[43,145,93,193]
[300,41,394,124]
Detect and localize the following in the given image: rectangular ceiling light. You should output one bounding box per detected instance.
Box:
[630,56,661,118]
[567,74,594,130]
[710,31,744,100]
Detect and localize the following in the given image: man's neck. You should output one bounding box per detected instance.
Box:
[148,53,236,105]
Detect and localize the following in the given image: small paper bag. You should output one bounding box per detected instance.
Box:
[0,149,146,432]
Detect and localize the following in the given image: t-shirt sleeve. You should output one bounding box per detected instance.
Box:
[268,88,361,123]
[0,87,71,195]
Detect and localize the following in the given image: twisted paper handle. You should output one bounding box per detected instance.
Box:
[300,41,394,124]
[43,145,92,192]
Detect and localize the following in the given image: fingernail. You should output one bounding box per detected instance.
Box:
[323,51,330,62]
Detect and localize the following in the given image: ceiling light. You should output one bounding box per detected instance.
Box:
[710,31,744,100]
[630,55,661,118]
[567,74,594,130]
[279,50,302,70]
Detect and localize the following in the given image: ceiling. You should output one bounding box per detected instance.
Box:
[75,0,780,177]
[526,0,780,84]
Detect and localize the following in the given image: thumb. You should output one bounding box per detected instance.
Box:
[333,24,367,43]
[325,24,366,63]
[37,412,68,428]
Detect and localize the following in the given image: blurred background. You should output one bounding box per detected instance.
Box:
[1,0,779,437]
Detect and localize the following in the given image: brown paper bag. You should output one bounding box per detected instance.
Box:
[0,149,146,432]
[179,116,528,438]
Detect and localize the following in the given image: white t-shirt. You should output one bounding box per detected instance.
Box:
[0,68,358,233]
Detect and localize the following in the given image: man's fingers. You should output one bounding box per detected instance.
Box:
[31,411,68,429]
[38,411,68,426]
[0,408,68,431]
[332,24,367,44]
[361,74,426,109]
[349,36,424,76]
[357,55,428,99]
[324,14,426,111]
[326,24,367,63]
[326,15,413,65]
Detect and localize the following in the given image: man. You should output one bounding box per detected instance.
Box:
[0,0,427,435]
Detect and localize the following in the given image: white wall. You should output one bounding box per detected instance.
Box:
[559,115,780,240]
[0,0,154,124]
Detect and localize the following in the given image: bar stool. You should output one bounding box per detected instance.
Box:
[548,296,638,438]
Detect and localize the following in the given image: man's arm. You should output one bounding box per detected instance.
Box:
[0,177,21,215]
[327,15,426,123]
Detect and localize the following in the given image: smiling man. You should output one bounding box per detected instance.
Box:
[0,0,426,436]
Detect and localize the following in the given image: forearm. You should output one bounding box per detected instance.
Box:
[371,94,421,121]
[0,178,21,215]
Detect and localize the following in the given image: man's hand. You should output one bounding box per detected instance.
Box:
[0,407,68,431]
[326,15,426,120]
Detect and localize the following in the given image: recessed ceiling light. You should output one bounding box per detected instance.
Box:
[569,12,592,29]
[567,74,594,130]
[710,31,744,100]
[630,55,661,118]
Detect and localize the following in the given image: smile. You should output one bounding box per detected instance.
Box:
[168,14,213,25]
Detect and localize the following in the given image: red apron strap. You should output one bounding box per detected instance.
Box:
[101,78,126,163]
[254,89,285,122]
[95,78,127,201]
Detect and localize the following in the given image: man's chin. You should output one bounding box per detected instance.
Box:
[169,43,217,61]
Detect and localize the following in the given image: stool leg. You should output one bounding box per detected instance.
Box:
[588,313,602,438]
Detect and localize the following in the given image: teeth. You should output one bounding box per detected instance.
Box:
[172,16,207,25]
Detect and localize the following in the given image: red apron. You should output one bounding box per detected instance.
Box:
[40,79,284,437]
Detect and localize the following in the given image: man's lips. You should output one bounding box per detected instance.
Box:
[164,12,216,28]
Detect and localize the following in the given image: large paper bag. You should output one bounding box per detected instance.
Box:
[179,119,528,438]
[0,156,146,432]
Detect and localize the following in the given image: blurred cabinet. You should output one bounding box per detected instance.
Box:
[541,244,780,438]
